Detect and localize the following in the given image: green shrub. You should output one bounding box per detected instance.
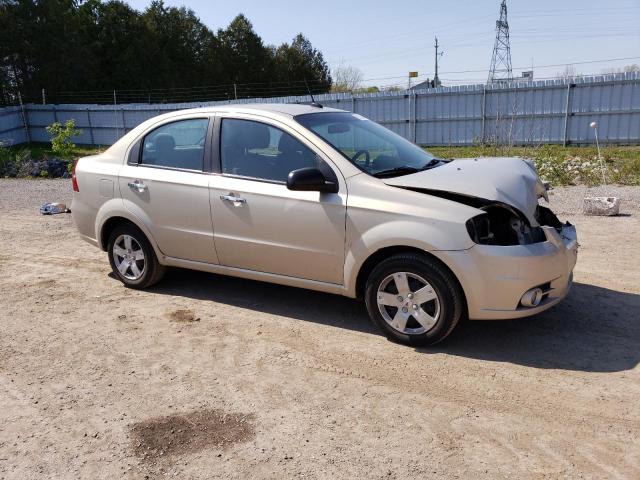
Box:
[610,156,640,185]
[534,155,573,186]
[0,144,31,177]
[46,120,82,160]
[0,145,11,176]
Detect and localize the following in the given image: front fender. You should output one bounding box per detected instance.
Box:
[343,217,473,298]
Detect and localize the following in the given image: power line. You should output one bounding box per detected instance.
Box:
[14,55,640,106]
[323,6,639,59]
[357,55,640,81]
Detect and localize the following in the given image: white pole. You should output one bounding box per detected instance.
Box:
[590,121,607,185]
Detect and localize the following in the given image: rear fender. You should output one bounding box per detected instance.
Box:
[95,198,163,260]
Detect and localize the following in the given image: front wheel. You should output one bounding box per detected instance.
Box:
[107,223,166,289]
[364,253,465,346]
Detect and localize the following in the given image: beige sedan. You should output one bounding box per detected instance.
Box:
[71,104,577,346]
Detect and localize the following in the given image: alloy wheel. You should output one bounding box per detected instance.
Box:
[112,234,146,281]
[376,271,441,335]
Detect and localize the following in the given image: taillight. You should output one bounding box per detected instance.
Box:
[72,159,80,192]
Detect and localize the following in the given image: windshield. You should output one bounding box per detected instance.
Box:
[295,112,439,177]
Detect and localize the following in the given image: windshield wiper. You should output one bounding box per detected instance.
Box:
[372,159,442,178]
[372,166,421,178]
[421,159,441,170]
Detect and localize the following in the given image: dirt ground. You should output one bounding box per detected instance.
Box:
[1,179,639,480]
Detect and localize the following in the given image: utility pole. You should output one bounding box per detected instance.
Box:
[488,0,513,84]
[433,37,443,87]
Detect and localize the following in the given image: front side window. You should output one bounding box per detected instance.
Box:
[295,112,442,178]
[141,118,209,171]
[220,118,321,182]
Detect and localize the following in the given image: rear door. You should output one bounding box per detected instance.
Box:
[208,115,347,284]
[118,116,218,264]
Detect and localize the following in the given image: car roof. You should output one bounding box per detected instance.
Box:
[173,103,347,118]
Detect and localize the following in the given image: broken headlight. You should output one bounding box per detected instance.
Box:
[466,204,546,246]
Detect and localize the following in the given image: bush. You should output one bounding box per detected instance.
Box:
[534,156,573,186]
[0,144,31,177]
[0,146,11,176]
[611,156,640,185]
[46,120,82,160]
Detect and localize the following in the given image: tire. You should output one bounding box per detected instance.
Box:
[107,223,166,289]
[364,253,465,346]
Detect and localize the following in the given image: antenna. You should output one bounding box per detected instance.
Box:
[488,0,513,84]
[304,78,323,108]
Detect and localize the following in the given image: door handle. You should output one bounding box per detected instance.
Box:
[220,194,247,206]
[127,179,147,193]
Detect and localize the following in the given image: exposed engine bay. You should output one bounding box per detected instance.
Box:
[399,187,569,246]
[465,203,565,246]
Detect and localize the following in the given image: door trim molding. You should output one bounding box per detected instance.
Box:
[161,255,350,297]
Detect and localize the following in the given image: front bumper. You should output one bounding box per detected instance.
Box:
[439,224,578,320]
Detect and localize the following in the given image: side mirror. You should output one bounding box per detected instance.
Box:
[287,168,338,193]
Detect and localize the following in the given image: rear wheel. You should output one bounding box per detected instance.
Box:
[107,224,165,289]
[364,253,464,346]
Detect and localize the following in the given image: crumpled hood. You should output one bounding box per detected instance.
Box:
[383,157,547,225]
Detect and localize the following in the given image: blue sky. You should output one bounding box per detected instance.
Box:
[126,0,640,87]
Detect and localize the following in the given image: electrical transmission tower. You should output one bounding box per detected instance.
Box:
[487,0,513,84]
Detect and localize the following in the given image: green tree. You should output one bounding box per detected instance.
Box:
[217,14,272,92]
[46,119,82,159]
[0,1,332,104]
[273,34,332,95]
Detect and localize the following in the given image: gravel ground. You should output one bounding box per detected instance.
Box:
[1,179,639,480]
[547,184,640,215]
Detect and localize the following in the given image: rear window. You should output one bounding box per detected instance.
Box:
[141,119,209,171]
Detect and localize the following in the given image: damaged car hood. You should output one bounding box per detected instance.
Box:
[383,157,547,224]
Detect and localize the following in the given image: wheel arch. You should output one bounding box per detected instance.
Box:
[96,207,163,261]
[353,246,467,313]
[100,216,134,251]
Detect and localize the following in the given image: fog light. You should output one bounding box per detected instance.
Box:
[521,288,543,307]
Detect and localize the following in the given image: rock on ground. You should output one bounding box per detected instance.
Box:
[582,196,621,216]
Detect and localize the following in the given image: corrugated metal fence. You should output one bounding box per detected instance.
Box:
[1,72,639,147]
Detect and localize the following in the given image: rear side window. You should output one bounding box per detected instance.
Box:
[220,118,320,182]
[141,119,209,171]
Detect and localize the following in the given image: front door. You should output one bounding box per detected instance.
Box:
[209,117,346,284]
[119,117,218,264]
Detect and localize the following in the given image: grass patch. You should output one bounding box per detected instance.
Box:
[7,142,105,160]
[424,145,640,186]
